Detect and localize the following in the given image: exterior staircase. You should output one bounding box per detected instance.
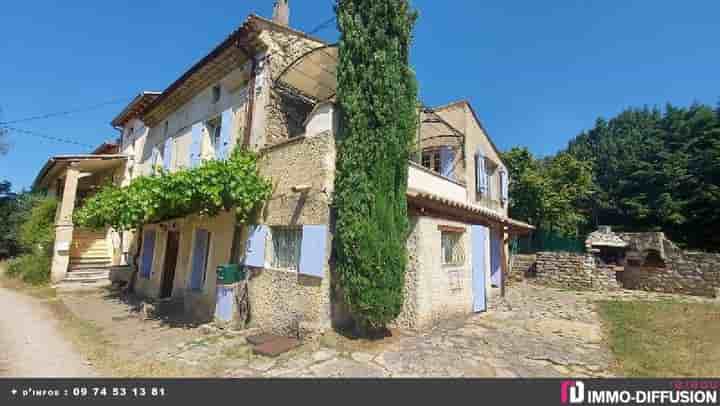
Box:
[57,229,113,291]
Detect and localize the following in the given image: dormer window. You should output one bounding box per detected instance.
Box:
[211,85,221,103]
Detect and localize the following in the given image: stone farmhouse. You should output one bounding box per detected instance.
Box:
[33,2,533,335]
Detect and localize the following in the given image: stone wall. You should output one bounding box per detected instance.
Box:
[618,232,720,298]
[621,249,719,298]
[507,254,536,285]
[532,252,620,291]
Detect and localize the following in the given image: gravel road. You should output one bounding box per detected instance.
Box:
[0,287,95,377]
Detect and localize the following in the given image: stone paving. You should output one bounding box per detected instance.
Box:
[164,283,641,377]
[67,283,715,377]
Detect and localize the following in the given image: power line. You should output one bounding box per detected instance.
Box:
[0,97,131,125]
[2,126,95,148]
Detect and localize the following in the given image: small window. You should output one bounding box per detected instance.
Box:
[206,117,222,152]
[421,149,442,173]
[441,231,465,266]
[212,85,221,103]
[163,121,169,137]
[271,227,302,270]
[486,163,496,199]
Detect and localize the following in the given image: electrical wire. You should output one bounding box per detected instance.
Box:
[0,97,131,125]
[2,126,95,148]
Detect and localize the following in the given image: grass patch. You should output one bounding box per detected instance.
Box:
[598,300,720,377]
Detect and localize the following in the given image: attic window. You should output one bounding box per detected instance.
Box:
[211,85,221,103]
[421,148,442,173]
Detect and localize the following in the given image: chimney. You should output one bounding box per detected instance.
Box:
[272,0,290,26]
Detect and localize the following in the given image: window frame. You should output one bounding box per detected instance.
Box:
[270,226,303,271]
[206,116,222,155]
[211,85,221,104]
[441,230,466,267]
[421,148,442,173]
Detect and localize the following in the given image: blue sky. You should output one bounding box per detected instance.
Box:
[1,1,718,191]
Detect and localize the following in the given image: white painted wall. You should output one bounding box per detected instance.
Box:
[408,162,467,203]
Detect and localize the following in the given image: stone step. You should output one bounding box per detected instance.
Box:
[64,273,109,282]
[69,258,112,266]
[67,269,110,278]
[55,279,112,292]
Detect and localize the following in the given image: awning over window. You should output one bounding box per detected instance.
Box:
[275,45,338,102]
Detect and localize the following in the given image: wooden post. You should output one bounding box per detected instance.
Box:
[500,226,508,297]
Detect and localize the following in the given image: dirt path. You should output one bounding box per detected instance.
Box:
[0,287,95,377]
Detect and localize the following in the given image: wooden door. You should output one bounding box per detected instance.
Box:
[160,231,180,299]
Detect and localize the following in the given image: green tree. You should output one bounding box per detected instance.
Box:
[565,102,720,251]
[502,147,593,238]
[334,0,418,333]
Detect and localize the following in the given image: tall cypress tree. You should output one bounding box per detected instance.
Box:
[334,0,418,333]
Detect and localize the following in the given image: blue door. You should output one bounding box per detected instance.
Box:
[490,230,502,287]
[471,225,488,312]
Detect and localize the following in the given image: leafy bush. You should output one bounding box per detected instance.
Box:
[334,0,418,332]
[20,197,58,255]
[4,196,57,285]
[74,148,271,230]
[7,253,51,285]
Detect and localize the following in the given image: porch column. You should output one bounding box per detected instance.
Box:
[50,164,80,283]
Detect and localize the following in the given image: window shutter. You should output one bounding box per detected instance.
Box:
[299,225,327,278]
[475,149,488,194]
[190,123,203,168]
[500,169,509,205]
[218,108,233,160]
[163,138,173,170]
[439,147,455,179]
[244,225,268,268]
[140,230,156,279]
[190,229,210,290]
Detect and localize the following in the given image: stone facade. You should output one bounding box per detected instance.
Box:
[532,252,621,292]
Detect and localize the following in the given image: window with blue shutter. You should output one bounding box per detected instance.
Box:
[500,169,509,205]
[299,225,327,278]
[190,123,203,168]
[218,108,233,160]
[140,230,156,279]
[163,138,173,170]
[189,229,211,291]
[439,146,455,179]
[244,225,268,268]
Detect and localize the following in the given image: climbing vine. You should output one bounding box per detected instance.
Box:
[334,0,419,332]
[74,148,271,230]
